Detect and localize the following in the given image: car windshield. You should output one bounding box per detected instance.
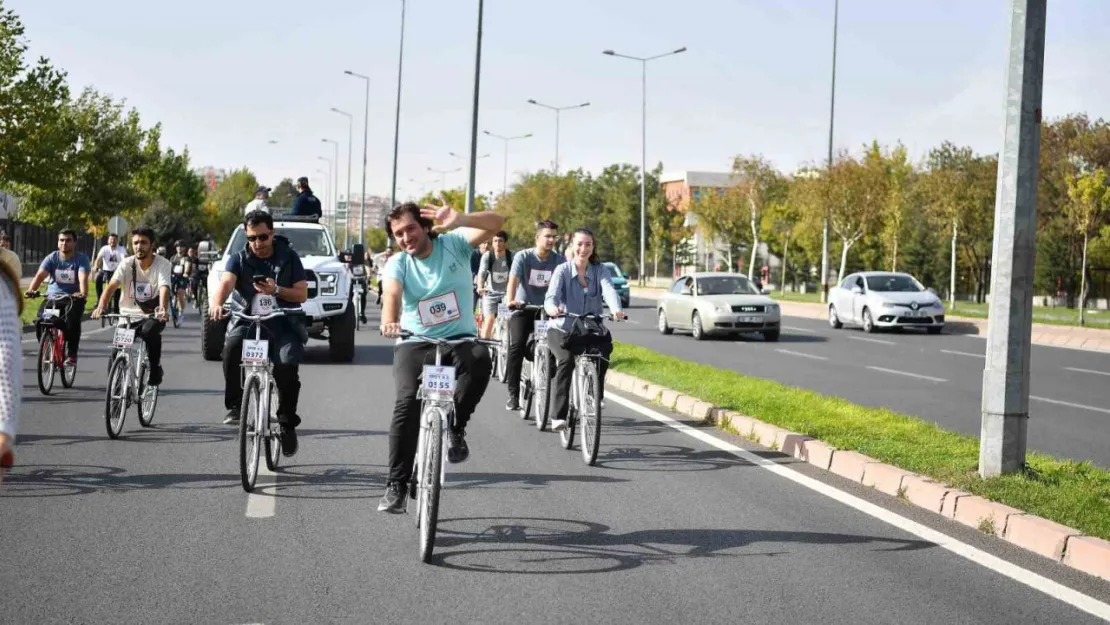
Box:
[605,264,624,279]
[696,276,759,296]
[866,274,923,293]
[228,228,334,258]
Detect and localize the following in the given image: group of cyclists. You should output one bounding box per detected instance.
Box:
[21,196,627,521]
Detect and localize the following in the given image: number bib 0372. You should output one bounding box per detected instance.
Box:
[242,339,268,363]
[417,292,461,327]
[422,365,456,395]
[114,327,136,348]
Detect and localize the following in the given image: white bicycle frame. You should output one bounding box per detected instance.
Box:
[232,310,290,454]
[413,340,459,501]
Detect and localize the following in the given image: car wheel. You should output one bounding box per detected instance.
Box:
[927,326,943,335]
[691,312,705,341]
[828,305,843,329]
[762,329,780,342]
[862,308,876,334]
[657,309,673,335]
[328,305,356,362]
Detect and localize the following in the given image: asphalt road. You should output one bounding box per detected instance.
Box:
[615,298,1110,469]
[3,307,1110,624]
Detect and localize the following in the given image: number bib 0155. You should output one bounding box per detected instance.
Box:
[422,365,456,395]
[114,327,136,348]
[252,294,276,316]
[242,339,269,363]
[417,292,461,327]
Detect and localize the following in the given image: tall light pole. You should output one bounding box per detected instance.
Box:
[526,99,589,175]
[820,0,838,304]
[316,157,332,226]
[330,108,354,249]
[464,0,485,214]
[483,130,532,202]
[314,167,329,216]
[322,139,340,240]
[603,46,687,285]
[344,71,371,245]
[428,166,462,192]
[450,151,490,205]
[389,0,407,250]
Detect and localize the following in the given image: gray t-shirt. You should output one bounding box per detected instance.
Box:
[510,248,565,305]
[479,250,512,295]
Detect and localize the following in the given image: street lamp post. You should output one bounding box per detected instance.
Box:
[344,71,371,245]
[389,0,408,251]
[450,151,490,205]
[427,166,462,192]
[463,0,485,214]
[321,140,340,239]
[316,157,332,226]
[603,46,687,286]
[483,130,532,202]
[526,99,589,175]
[330,108,354,249]
[820,0,839,304]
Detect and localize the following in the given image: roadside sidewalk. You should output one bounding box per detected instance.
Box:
[631,286,1110,354]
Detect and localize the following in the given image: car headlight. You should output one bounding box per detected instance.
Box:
[716,303,731,313]
[317,272,339,296]
[766,303,779,313]
[879,300,896,309]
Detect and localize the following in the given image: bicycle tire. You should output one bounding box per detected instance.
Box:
[239,376,262,492]
[104,357,129,439]
[418,406,444,564]
[37,333,55,395]
[60,338,77,389]
[264,385,281,471]
[519,360,533,421]
[172,301,182,328]
[136,361,158,427]
[560,364,577,450]
[497,332,508,383]
[580,361,602,465]
[533,346,550,431]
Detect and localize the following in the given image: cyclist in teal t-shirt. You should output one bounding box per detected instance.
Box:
[377,199,504,514]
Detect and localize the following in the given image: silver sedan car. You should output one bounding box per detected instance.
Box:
[828,271,945,334]
[657,272,782,341]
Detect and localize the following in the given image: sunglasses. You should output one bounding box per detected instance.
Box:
[246,234,271,243]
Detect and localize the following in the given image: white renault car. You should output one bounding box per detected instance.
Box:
[828,271,945,334]
[198,215,356,362]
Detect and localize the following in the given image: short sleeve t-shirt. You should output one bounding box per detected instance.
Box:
[480,251,512,295]
[509,248,565,305]
[225,242,307,313]
[40,251,91,299]
[112,255,172,315]
[97,245,127,273]
[383,231,476,341]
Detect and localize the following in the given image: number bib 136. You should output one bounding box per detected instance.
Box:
[114,327,136,348]
[252,294,276,316]
[423,365,457,395]
[242,339,269,363]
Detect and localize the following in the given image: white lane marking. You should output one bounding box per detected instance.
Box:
[245,461,277,518]
[941,349,984,358]
[775,349,829,361]
[1031,395,1110,415]
[848,336,896,346]
[865,366,947,383]
[1065,367,1110,377]
[783,325,818,334]
[607,393,1110,622]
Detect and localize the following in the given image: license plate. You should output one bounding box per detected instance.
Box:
[423,365,456,395]
[113,328,136,347]
[42,308,60,319]
[242,339,269,363]
[535,320,550,334]
[904,310,925,318]
[740,316,762,323]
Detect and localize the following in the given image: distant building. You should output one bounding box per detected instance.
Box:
[0,190,19,220]
[660,171,745,276]
[193,166,228,190]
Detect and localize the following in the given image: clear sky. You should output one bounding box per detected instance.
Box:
[9,0,1110,206]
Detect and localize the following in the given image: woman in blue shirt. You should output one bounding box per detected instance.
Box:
[543,228,626,432]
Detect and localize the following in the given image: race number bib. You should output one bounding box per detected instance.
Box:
[497,302,510,316]
[198,262,208,271]
[133,282,153,301]
[242,339,268,363]
[42,308,60,320]
[172,265,184,275]
[417,292,460,327]
[252,294,276,316]
[528,269,552,288]
[113,327,136,348]
[422,365,457,395]
[492,271,509,283]
[535,319,550,334]
[55,268,76,284]
[352,266,365,276]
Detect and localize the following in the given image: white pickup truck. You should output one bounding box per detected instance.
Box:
[198,215,356,362]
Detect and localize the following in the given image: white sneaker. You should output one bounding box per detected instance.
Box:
[551,419,568,432]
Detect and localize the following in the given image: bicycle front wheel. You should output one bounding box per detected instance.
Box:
[136,361,159,427]
[239,376,263,492]
[104,357,129,439]
[519,360,533,421]
[264,384,281,471]
[418,407,445,564]
[37,333,55,395]
[533,347,551,431]
[580,361,602,466]
[496,331,508,383]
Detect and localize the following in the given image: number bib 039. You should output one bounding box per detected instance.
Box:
[242,339,269,363]
[114,327,136,348]
[417,292,461,327]
[422,365,457,395]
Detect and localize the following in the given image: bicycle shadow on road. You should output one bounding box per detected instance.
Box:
[0,463,238,498]
[13,423,239,448]
[429,516,936,574]
[448,471,629,491]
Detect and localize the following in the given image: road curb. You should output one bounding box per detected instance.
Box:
[603,369,1109,584]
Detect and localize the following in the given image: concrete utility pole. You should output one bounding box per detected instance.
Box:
[978,0,1047,478]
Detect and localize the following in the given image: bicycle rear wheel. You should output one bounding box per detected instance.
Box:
[104,357,129,439]
[496,330,508,383]
[580,361,602,465]
[264,385,281,471]
[533,347,551,431]
[136,361,159,427]
[418,407,444,564]
[172,300,182,328]
[239,376,263,492]
[60,338,77,389]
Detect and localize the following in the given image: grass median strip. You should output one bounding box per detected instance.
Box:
[610,341,1110,541]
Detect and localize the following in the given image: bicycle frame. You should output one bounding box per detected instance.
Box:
[103,313,159,438]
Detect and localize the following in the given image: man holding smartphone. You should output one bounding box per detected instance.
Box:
[210,210,309,455]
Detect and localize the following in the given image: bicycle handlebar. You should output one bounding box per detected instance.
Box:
[102,312,160,321]
[394,330,499,348]
[508,303,544,312]
[226,306,305,323]
[556,311,625,322]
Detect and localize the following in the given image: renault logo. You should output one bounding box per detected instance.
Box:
[911,302,919,310]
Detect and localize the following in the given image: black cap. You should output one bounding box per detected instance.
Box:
[255,185,271,195]
[297,176,310,187]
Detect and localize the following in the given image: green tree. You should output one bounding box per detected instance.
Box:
[883,143,914,272]
[730,155,785,279]
[204,168,258,243]
[1065,168,1110,324]
[269,178,297,211]
[827,146,887,282]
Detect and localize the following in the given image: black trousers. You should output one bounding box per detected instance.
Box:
[388,340,492,484]
[546,328,613,422]
[95,272,120,312]
[504,310,541,399]
[223,321,304,426]
[39,298,83,358]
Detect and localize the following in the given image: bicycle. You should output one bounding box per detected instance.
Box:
[398,330,498,563]
[193,275,208,312]
[29,292,79,395]
[352,277,366,331]
[491,300,510,383]
[97,272,119,328]
[512,304,553,430]
[168,286,182,329]
[103,312,161,439]
[556,312,622,466]
[227,302,305,492]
